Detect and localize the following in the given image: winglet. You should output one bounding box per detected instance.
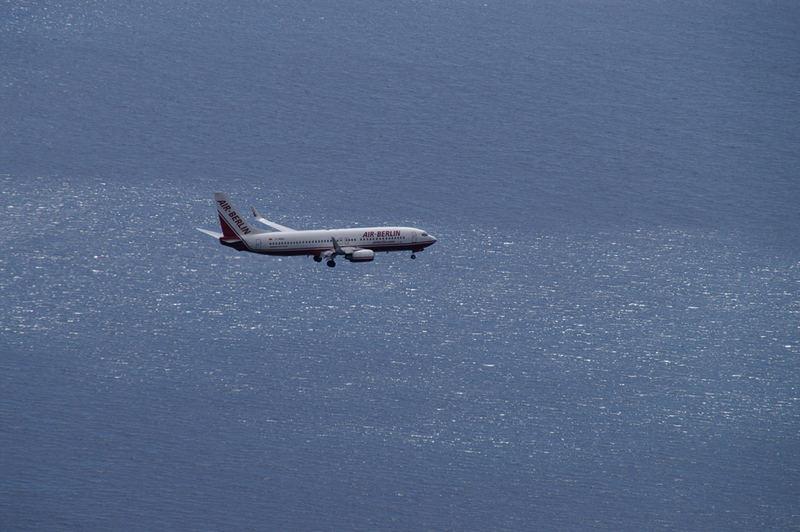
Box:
[249,204,296,232]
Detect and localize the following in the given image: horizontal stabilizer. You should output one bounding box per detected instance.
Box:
[196,227,223,239]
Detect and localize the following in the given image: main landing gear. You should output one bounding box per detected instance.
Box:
[313,253,336,267]
[313,255,334,266]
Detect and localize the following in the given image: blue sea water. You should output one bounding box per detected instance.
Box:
[2,1,799,530]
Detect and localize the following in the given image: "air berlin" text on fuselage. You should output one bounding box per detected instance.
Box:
[362,230,401,238]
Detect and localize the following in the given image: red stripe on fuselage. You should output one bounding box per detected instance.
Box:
[256,240,433,256]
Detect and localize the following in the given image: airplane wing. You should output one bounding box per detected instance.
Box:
[250,205,295,232]
[196,227,223,239]
[328,236,374,262]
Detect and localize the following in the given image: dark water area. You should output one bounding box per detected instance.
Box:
[2,1,799,530]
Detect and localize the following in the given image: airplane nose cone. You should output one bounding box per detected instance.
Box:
[419,231,436,246]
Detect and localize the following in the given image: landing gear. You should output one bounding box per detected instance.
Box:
[313,255,322,263]
[410,253,416,259]
[327,260,336,268]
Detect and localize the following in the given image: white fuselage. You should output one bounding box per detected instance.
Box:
[243,226,435,256]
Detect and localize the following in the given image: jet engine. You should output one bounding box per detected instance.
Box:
[348,249,375,262]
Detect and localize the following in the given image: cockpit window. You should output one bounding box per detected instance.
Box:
[421,232,428,237]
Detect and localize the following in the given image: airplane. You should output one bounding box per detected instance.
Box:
[197,192,437,267]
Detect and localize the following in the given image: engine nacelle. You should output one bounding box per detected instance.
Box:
[348,249,374,262]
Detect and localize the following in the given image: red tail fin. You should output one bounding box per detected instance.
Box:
[217,212,240,239]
